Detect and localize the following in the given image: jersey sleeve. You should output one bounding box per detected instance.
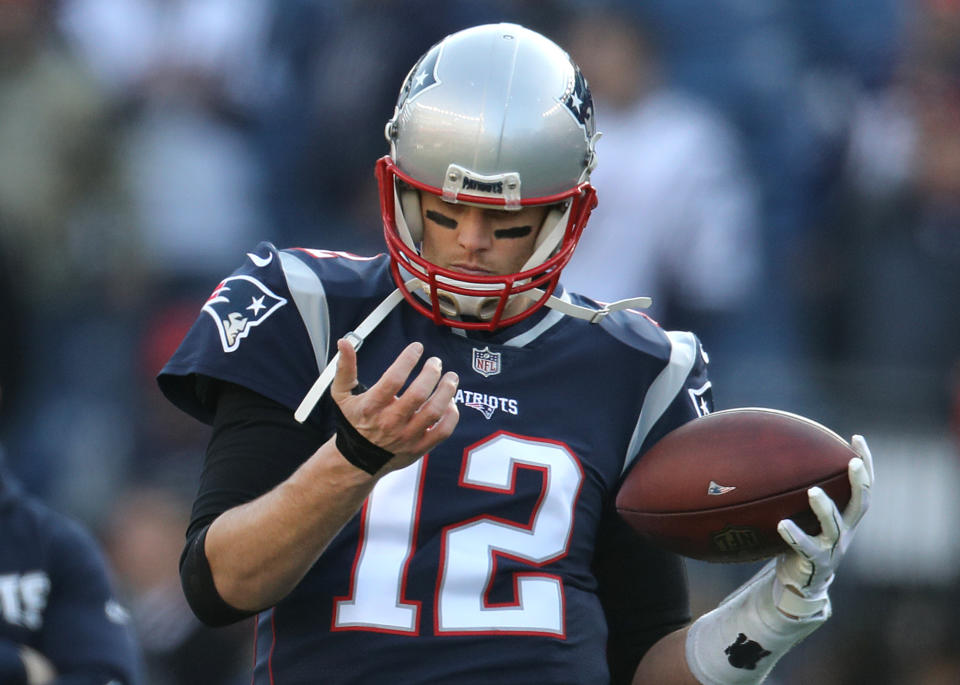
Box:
[593,329,708,682]
[569,309,708,679]
[621,328,713,477]
[593,504,691,684]
[157,242,328,423]
[37,511,141,683]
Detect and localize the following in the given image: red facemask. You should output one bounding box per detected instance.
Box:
[375,156,598,331]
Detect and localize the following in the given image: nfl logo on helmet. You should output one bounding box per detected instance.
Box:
[471,347,501,377]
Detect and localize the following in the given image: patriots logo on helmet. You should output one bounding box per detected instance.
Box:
[563,66,594,135]
[203,275,287,353]
[397,44,440,108]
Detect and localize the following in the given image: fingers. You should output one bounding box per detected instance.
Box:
[411,371,460,433]
[777,518,804,551]
[774,437,873,599]
[777,486,843,561]
[330,340,460,464]
[408,375,460,453]
[843,456,872,529]
[808,486,842,546]
[383,359,459,447]
[349,343,458,426]
[400,355,445,415]
[851,435,875,484]
[330,338,361,398]
[777,518,815,561]
[842,435,873,529]
[427,395,460,440]
[362,342,426,409]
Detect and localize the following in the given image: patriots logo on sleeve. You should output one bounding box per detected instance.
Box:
[202,275,287,353]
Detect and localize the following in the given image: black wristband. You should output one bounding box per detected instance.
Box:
[333,384,394,474]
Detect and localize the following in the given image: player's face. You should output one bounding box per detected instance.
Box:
[419,192,549,277]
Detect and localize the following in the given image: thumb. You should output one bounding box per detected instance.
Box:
[330,338,359,400]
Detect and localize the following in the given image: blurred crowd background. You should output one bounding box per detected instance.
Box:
[0,0,958,683]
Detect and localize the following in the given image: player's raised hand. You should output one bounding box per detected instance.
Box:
[331,339,459,473]
[774,435,874,615]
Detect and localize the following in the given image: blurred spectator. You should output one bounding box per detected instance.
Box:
[0,441,143,683]
[103,486,250,685]
[952,362,960,452]
[0,245,26,432]
[58,0,272,292]
[252,0,508,252]
[0,0,143,511]
[251,0,571,253]
[3,0,276,523]
[557,7,762,373]
[0,0,136,305]
[823,0,960,416]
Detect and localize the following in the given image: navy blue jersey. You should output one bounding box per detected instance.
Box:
[159,242,712,684]
[0,475,141,684]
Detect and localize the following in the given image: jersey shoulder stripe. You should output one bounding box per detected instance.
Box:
[623,330,705,474]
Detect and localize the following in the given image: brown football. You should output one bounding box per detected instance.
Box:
[615,408,856,563]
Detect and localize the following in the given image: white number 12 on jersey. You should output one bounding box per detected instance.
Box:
[333,432,583,636]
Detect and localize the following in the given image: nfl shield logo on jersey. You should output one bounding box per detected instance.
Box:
[203,275,288,353]
[471,347,501,377]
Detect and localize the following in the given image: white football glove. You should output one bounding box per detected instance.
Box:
[686,435,874,684]
[773,434,874,617]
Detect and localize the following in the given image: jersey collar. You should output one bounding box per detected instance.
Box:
[450,287,570,347]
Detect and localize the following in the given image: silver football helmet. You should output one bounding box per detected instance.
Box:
[377,23,601,330]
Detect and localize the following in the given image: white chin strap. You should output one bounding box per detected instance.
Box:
[294,276,651,424]
[527,288,652,324]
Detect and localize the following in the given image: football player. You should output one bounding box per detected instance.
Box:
[0,453,142,684]
[160,23,873,684]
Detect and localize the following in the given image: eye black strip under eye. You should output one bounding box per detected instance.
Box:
[494,225,533,239]
[425,210,458,229]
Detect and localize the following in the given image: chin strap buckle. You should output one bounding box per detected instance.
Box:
[529,288,653,324]
[342,330,363,352]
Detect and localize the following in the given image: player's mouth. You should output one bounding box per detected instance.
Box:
[449,263,494,276]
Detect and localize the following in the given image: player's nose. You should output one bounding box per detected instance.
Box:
[455,207,493,252]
